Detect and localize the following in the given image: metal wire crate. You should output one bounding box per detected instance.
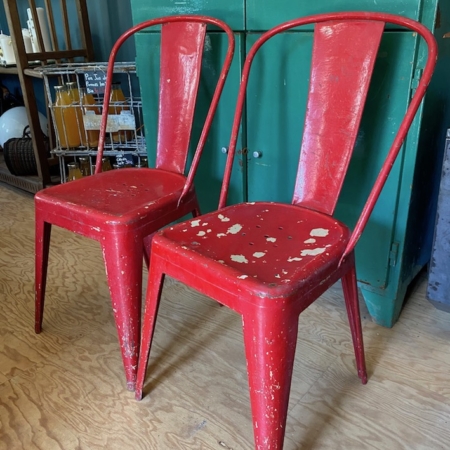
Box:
[35,62,147,182]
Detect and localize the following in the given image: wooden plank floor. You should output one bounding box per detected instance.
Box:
[0,181,449,449]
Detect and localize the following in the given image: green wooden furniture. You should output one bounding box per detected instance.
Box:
[129,0,450,327]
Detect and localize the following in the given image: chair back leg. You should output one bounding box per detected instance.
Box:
[341,257,368,384]
[135,257,166,401]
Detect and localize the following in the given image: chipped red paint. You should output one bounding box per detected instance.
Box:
[34,15,235,392]
[293,20,385,215]
[136,12,437,450]
[151,202,349,292]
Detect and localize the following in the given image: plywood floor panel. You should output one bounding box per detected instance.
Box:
[285,352,450,450]
[0,381,82,450]
[0,182,449,449]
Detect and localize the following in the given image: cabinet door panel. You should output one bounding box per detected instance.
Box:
[246,0,426,30]
[135,32,244,213]
[130,0,245,31]
[246,32,417,290]
[246,32,312,204]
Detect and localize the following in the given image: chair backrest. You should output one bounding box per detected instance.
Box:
[219,12,437,259]
[95,15,235,178]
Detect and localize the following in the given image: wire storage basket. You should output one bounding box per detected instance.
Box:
[35,62,147,182]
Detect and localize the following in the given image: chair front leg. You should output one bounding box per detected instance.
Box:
[242,305,299,450]
[35,213,52,334]
[101,232,144,391]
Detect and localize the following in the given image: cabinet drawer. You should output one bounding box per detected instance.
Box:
[130,0,245,31]
[246,0,427,30]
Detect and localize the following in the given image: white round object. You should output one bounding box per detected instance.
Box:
[0,106,48,148]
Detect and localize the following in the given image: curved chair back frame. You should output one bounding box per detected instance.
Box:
[220,12,437,264]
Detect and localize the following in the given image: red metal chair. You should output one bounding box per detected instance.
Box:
[135,12,437,449]
[34,15,235,391]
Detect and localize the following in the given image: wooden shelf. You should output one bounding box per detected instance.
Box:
[0,152,43,192]
[23,67,45,78]
[0,0,94,194]
[0,152,60,192]
[0,66,19,74]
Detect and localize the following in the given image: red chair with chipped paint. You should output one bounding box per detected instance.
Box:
[34,16,235,391]
[135,12,437,449]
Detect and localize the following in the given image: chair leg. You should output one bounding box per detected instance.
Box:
[101,233,144,391]
[143,233,157,269]
[35,216,52,334]
[341,262,368,384]
[135,256,165,401]
[192,198,201,218]
[242,307,299,450]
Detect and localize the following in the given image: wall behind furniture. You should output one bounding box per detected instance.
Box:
[87,0,134,62]
[0,0,134,60]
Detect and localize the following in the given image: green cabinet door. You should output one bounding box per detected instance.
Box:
[135,31,244,213]
[130,0,246,30]
[245,31,418,295]
[245,32,312,204]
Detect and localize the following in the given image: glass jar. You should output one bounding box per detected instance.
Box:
[54,85,81,148]
[66,81,87,147]
[67,162,82,181]
[80,87,100,147]
[53,86,67,149]
[101,156,112,172]
[79,157,90,177]
[139,156,148,168]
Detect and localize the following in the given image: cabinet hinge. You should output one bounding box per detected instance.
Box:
[389,241,399,267]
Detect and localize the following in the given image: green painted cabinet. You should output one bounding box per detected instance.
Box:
[130,0,450,327]
[246,0,432,29]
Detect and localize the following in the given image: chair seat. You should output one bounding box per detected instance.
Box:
[35,168,189,229]
[155,202,351,299]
